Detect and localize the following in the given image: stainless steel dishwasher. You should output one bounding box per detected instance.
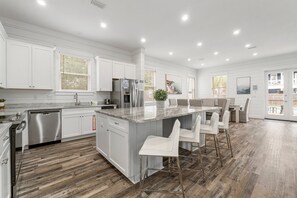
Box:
[28,109,62,147]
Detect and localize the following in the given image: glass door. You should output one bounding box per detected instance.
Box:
[266,69,297,121]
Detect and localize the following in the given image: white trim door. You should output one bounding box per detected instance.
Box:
[265,69,297,121]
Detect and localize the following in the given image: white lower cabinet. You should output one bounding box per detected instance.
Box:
[109,127,129,175]
[96,114,129,176]
[62,108,98,139]
[0,144,11,198]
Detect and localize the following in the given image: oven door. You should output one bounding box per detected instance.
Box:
[11,121,26,198]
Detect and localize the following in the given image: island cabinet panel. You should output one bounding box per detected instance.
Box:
[96,113,130,177]
[96,114,109,158]
[109,127,129,175]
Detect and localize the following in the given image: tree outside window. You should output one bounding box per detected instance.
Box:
[212,75,227,97]
[60,54,90,91]
[144,70,156,101]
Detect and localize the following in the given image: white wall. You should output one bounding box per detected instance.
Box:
[197,52,297,119]
[145,56,197,100]
[0,17,133,104]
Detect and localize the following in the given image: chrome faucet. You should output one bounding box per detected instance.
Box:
[74,93,80,105]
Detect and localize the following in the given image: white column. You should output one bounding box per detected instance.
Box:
[132,48,145,80]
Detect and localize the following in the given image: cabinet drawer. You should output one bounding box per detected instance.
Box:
[108,117,129,133]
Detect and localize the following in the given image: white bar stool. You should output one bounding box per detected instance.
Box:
[179,115,205,181]
[139,119,185,198]
[219,111,233,157]
[200,112,223,166]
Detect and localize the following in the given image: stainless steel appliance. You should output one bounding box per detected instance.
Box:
[0,112,26,198]
[111,79,144,108]
[28,109,61,147]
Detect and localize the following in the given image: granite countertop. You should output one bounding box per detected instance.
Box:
[96,106,221,123]
[0,103,117,116]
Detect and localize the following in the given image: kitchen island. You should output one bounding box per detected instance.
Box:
[95,105,220,183]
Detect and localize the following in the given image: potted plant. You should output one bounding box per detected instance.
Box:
[153,89,168,108]
[0,99,5,109]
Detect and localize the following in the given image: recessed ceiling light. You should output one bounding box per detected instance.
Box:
[233,29,241,36]
[245,44,251,48]
[169,52,173,56]
[197,42,203,47]
[201,63,205,66]
[140,38,146,43]
[214,51,219,55]
[225,58,230,61]
[187,58,191,62]
[100,22,107,28]
[36,0,47,6]
[253,52,258,56]
[181,14,189,22]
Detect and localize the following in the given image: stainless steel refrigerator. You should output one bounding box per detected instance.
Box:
[111,79,144,108]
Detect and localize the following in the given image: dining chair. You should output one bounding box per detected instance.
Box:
[169,98,177,106]
[177,99,189,106]
[239,98,251,123]
[202,99,215,107]
[189,99,203,107]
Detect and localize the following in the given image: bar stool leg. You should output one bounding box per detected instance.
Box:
[213,135,219,157]
[227,130,234,157]
[204,135,207,154]
[139,155,143,189]
[225,129,230,149]
[176,157,185,198]
[197,143,205,181]
[215,135,223,167]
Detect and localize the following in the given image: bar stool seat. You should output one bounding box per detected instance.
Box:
[139,136,175,157]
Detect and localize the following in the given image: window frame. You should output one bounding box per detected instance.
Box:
[144,68,157,102]
[212,75,228,98]
[56,51,93,93]
[187,76,196,99]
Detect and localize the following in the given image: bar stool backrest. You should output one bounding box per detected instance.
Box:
[210,112,219,134]
[222,111,230,129]
[168,119,181,157]
[192,115,201,143]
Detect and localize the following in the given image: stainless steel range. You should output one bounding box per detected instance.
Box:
[0,112,26,198]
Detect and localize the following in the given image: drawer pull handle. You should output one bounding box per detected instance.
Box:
[114,122,119,125]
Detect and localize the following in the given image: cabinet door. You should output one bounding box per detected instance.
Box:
[7,40,31,89]
[125,64,136,79]
[96,115,109,157]
[32,46,53,89]
[112,62,125,79]
[0,144,11,198]
[81,114,96,135]
[62,115,82,138]
[109,127,129,176]
[0,31,6,88]
[97,59,112,91]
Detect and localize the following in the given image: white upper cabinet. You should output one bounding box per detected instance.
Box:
[7,40,31,89]
[124,64,136,79]
[6,39,53,89]
[0,22,7,88]
[112,62,125,79]
[97,58,112,91]
[32,46,53,89]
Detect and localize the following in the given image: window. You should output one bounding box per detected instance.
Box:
[212,75,227,97]
[187,77,195,99]
[144,69,156,101]
[60,54,90,91]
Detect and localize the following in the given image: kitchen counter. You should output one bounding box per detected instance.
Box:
[96,105,220,123]
[0,103,117,116]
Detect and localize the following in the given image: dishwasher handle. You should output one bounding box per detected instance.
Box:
[29,110,61,115]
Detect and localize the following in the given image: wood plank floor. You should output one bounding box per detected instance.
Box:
[18,119,297,198]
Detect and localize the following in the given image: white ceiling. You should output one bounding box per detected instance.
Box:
[0,0,297,68]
